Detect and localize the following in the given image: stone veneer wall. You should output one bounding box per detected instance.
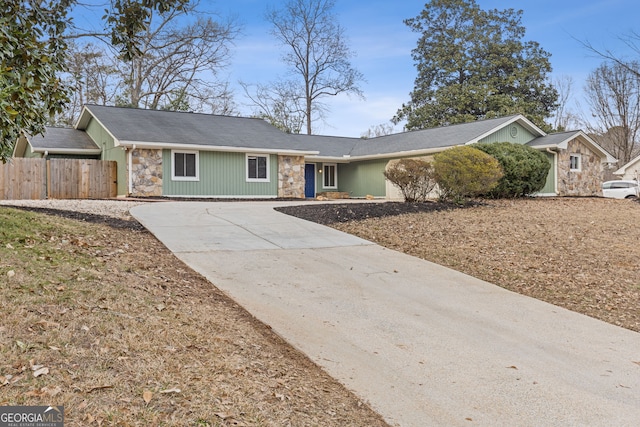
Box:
[130,148,163,197]
[278,155,305,198]
[556,138,602,197]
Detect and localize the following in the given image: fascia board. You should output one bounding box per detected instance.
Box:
[566,131,617,163]
[468,115,547,144]
[529,144,558,150]
[304,156,351,164]
[76,106,120,146]
[530,132,616,163]
[74,106,91,129]
[31,147,102,155]
[118,140,319,156]
[576,131,617,163]
[11,135,28,157]
[513,115,548,137]
[308,146,456,163]
[614,155,640,174]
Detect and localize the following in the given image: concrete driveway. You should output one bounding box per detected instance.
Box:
[131,201,640,427]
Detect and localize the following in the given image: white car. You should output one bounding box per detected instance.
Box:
[602,180,639,199]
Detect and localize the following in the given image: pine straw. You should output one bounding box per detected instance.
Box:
[0,207,388,427]
[333,197,640,332]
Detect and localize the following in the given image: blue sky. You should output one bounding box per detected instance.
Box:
[72,1,640,136]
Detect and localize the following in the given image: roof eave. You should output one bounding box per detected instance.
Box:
[467,115,546,144]
[308,146,459,162]
[614,154,640,174]
[76,105,120,145]
[573,131,617,163]
[31,147,102,155]
[117,140,318,156]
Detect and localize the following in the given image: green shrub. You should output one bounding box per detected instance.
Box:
[433,146,503,201]
[476,142,551,198]
[384,158,437,202]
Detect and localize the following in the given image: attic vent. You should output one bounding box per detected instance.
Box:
[510,126,518,138]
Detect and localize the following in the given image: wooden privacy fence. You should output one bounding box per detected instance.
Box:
[0,158,117,200]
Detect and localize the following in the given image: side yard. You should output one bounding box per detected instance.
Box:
[329,198,640,332]
[0,205,388,427]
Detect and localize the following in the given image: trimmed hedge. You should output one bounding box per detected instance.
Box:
[476,142,550,198]
[433,146,503,201]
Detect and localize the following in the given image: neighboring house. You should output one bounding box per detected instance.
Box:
[613,154,640,182]
[14,105,616,199]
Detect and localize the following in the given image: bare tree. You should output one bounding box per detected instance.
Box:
[65,0,239,114]
[54,42,121,125]
[266,0,364,135]
[361,123,395,139]
[197,82,238,116]
[582,32,640,79]
[551,75,580,131]
[584,61,640,164]
[240,81,306,133]
[117,8,238,111]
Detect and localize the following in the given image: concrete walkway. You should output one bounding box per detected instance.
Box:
[131,201,640,427]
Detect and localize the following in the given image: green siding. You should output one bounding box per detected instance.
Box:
[86,118,127,196]
[162,151,278,197]
[539,151,556,194]
[24,144,42,158]
[478,123,536,145]
[338,160,388,197]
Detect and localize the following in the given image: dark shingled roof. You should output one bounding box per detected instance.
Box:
[30,127,100,152]
[81,106,527,158]
[74,106,612,162]
[290,115,521,158]
[83,105,309,152]
[527,131,580,148]
[288,134,360,158]
[349,116,520,157]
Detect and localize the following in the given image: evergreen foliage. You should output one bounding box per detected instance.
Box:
[476,142,551,197]
[394,0,558,131]
[433,146,503,201]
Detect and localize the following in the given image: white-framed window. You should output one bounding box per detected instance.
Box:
[323,163,337,189]
[246,154,269,182]
[171,150,199,181]
[569,154,581,171]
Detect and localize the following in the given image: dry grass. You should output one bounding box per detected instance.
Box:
[333,197,640,332]
[0,207,388,427]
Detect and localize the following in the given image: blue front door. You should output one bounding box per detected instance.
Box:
[304,164,315,198]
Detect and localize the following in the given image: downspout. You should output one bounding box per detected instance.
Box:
[44,151,49,199]
[128,145,136,196]
[546,148,558,195]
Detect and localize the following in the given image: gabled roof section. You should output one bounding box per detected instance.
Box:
[614,153,640,175]
[26,127,101,154]
[528,130,617,163]
[357,115,537,158]
[299,115,544,160]
[76,105,318,155]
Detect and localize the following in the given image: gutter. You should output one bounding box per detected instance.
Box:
[32,148,102,155]
[307,146,456,163]
[116,140,319,156]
